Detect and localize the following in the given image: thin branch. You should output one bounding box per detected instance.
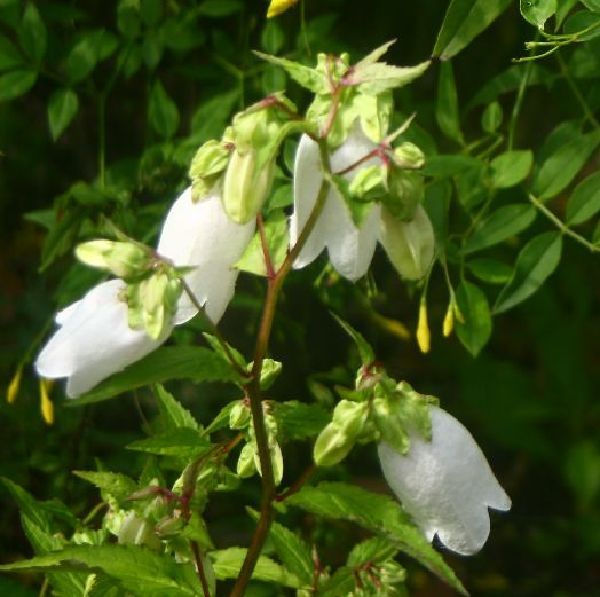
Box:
[275,463,316,502]
[190,540,211,597]
[529,194,600,253]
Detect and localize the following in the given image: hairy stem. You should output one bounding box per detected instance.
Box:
[230,142,332,596]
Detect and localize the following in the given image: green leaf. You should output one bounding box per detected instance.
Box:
[198,0,243,17]
[47,89,79,140]
[566,171,600,225]
[353,60,430,95]
[463,204,537,254]
[117,0,141,38]
[236,210,289,276]
[1,477,51,533]
[272,401,329,441]
[422,154,481,177]
[481,101,503,133]
[330,312,375,364]
[581,0,600,11]
[149,80,179,138]
[248,511,313,585]
[532,130,600,200]
[261,19,284,54]
[0,545,198,596]
[154,384,199,431]
[127,428,211,457]
[0,69,36,101]
[66,37,98,83]
[347,536,398,567]
[0,35,23,71]
[253,50,327,94]
[455,280,492,356]
[490,150,533,188]
[19,2,46,62]
[287,482,466,595]
[73,471,137,501]
[435,61,463,144]
[467,257,512,284]
[70,347,242,405]
[520,0,556,29]
[140,0,162,26]
[433,0,512,59]
[210,547,300,588]
[494,231,562,313]
[190,89,239,142]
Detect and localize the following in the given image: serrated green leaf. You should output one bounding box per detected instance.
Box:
[69,347,242,405]
[455,280,492,356]
[272,401,329,441]
[253,50,327,93]
[19,3,46,62]
[520,0,556,29]
[354,60,430,95]
[467,257,512,284]
[433,0,512,59]
[48,89,79,140]
[1,477,51,533]
[286,482,466,595]
[0,69,36,101]
[490,150,533,188]
[149,80,179,138]
[532,130,600,200]
[248,510,313,585]
[494,231,562,313]
[0,545,198,595]
[127,428,211,457]
[73,471,137,502]
[347,536,398,566]
[154,384,199,431]
[566,171,600,225]
[435,61,463,144]
[210,547,300,588]
[330,312,375,364]
[463,204,537,254]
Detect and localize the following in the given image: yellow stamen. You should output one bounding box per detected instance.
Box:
[267,0,299,18]
[416,301,430,354]
[443,302,454,338]
[39,379,54,425]
[7,365,23,404]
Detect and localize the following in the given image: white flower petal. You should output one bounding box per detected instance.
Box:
[157,187,255,324]
[291,122,380,279]
[35,280,166,398]
[378,406,511,555]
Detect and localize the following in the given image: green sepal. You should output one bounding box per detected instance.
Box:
[331,173,376,226]
[236,442,257,478]
[313,400,369,466]
[189,139,231,201]
[229,400,251,430]
[382,168,424,221]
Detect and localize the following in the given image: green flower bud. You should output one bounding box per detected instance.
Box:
[393,142,425,169]
[222,149,275,224]
[379,205,435,280]
[76,240,151,278]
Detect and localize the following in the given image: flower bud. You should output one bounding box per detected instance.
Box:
[443,301,454,338]
[6,364,23,404]
[39,378,54,425]
[222,149,274,224]
[416,300,430,354]
[76,240,151,279]
[393,142,425,169]
[189,140,231,201]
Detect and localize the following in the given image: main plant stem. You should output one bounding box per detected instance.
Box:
[230,142,331,596]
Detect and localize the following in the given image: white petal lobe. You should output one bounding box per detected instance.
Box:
[35,280,166,398]
[378,406,511,555]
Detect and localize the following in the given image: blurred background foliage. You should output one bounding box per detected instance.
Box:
[0,0,599,595]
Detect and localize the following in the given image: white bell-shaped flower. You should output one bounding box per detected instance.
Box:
[378,406,511,555]
[35,280,167,398]
[157,188,255,324]
[290,126,381,281]
[36,187,254,398]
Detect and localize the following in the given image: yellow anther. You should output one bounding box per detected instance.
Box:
[7,365,23,404]
[416,301,430,354]
[39,379,54,425]
[443,302,454,338]
[267,0,299,18]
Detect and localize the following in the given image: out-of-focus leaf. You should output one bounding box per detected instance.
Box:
[494,231,562,313]
[198,0,243,17]
[0,69,36,101]
[149,80,179,138]
[0,35,23,71]
[467,258,512,284]
[566,171,600,225]
[433,0,512,59]
[19,3,46,62]
[330,312,375,364]
[435,61,463,144]
[48,89,79,140]
[272,401,329,441]
[490,150,533,188]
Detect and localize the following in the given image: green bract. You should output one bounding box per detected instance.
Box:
[76,239,152,279]
[189,139,231,202]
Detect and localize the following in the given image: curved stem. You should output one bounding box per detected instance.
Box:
[230,141,332,597]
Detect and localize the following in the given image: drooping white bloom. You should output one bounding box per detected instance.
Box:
[36,187,254,398]
[378,406,511,555]
[157,188,255,324]
[35,280,167,398]
[291,123,435,282]
[290,126,381,281]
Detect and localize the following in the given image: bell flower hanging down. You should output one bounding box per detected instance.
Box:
[378,406,511,555]
[35,187,254,399]
[290,122,435,281]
